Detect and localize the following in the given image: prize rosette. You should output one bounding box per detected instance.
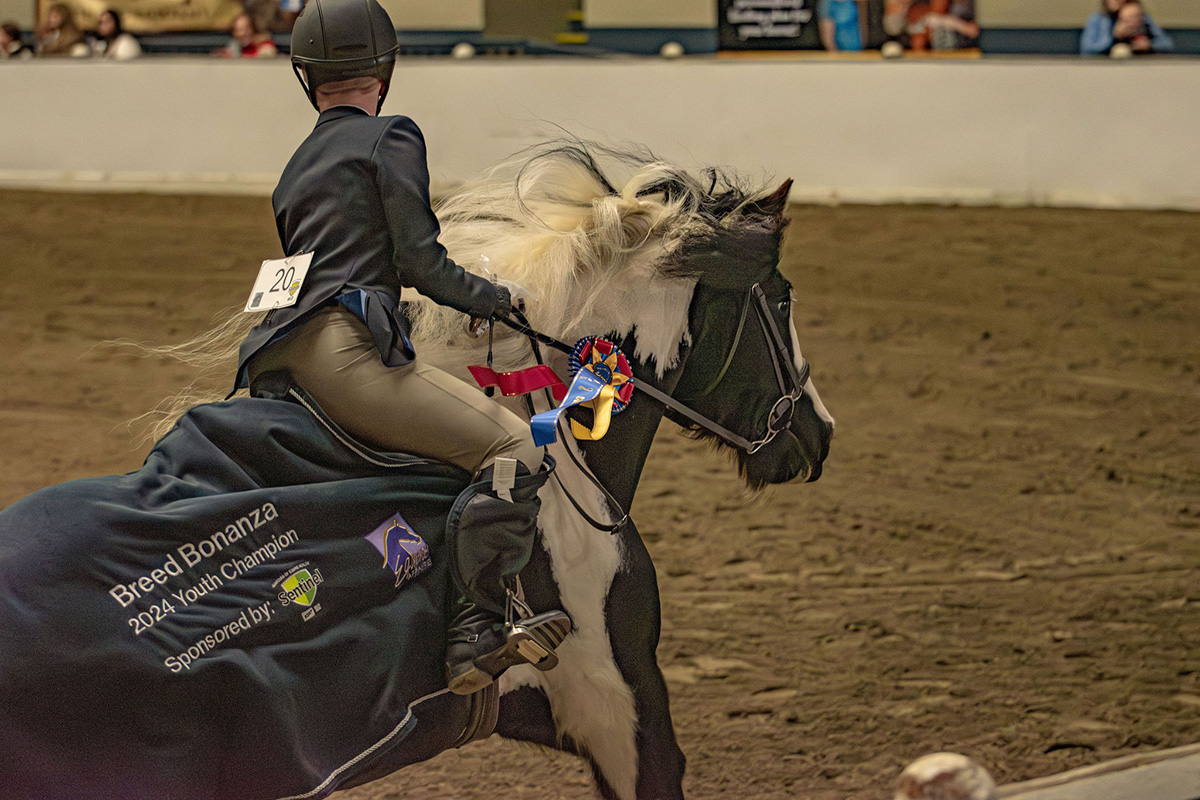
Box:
[530,337,634,446]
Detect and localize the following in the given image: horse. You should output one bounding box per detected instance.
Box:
[359,141,836,799]
[0,142,834,800]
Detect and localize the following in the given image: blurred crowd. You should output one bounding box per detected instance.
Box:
[0,0,296,61]
[815,0,982,54]
[3,2,145,59]
[810,0,1175,56]
[0,0,1183,61]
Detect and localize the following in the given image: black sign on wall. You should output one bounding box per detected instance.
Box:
[717,0,820,50]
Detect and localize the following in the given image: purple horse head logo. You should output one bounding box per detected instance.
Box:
[365,513,432,589]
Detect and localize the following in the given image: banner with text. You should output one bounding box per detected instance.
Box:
[40,0,243,33]
[718,0,820,50]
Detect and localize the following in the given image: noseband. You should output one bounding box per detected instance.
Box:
[499,282,808,456]
[670,283,809,454]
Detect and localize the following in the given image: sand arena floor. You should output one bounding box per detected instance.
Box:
[1,191,1197,799]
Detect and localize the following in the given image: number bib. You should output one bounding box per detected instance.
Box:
[244,253,314,312]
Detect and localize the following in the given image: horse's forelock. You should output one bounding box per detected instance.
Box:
[662,207,787,292]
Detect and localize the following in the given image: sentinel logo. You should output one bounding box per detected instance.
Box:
[273,562,325,620]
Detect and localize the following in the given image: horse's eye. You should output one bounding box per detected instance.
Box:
[778,298,790,313]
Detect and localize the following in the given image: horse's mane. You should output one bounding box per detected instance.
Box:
[129,140,778,443]
[408,140,770,378]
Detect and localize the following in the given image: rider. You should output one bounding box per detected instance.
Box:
[233,0,570,695]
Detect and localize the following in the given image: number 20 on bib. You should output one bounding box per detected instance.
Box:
[244,253,314,312]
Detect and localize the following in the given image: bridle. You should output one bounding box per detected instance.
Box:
[682,283,809,454]
[497,282,809,457]
[491,282,809,534]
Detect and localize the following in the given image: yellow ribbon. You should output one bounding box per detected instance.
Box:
[568,348,630,442]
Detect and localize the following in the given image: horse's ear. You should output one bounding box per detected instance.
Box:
[743,179,793,220]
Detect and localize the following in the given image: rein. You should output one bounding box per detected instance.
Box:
[496,283,809,457]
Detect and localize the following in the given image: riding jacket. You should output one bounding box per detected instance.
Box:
[235,106,501,389]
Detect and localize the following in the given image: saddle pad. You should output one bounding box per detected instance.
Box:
[0,397,470,800]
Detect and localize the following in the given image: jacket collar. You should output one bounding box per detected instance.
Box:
[315,105,371,128]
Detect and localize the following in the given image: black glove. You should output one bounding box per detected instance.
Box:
[492,284,513,319]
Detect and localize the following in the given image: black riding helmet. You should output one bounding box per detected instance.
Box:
[290,0,400,114]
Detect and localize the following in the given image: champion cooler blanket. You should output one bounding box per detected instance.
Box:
[0,396,475,800]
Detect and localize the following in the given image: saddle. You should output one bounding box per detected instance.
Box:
[0,385,498,800]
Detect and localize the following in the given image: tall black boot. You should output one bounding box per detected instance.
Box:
[444,456,571,695]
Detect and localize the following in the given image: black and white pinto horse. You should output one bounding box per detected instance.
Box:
[0,143,833,800]
[393,144,835,800]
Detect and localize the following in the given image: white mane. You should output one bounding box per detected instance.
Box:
[406,143,761,382]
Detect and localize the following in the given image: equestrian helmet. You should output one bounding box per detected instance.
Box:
[289,0,399,113]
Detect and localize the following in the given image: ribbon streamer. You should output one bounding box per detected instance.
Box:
[468,364,568,404]
[529,338,633,446]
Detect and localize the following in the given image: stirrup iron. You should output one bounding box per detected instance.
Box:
[446,608,572,695]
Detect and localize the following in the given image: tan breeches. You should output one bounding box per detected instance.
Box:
[247,305,541,477]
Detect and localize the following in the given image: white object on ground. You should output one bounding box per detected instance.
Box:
[895,752,998,800]
[659,41,685,59]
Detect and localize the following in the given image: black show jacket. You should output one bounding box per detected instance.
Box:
[235,106,500,389]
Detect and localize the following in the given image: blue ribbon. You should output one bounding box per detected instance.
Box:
[530,367,610,446]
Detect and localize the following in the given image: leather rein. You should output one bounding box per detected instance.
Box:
[497,282,809,457]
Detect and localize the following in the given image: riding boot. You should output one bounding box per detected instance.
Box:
[445,602,572,695]
[444,455,572,695]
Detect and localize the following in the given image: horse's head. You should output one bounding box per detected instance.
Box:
[427,143,832,489]
[666,179,834,489]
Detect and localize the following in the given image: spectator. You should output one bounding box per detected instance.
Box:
[218,12,278,57]
[1,21,34,58]
[899,1,934,50]
[818,0,865,52]
[882,0,910,45]
[925,0,979,50]
[36,2,88,57]
[90,9,141,60]
[862,0,887,49]
[1081,0,1124,55]
[1081,0,1174,55]
[1112,0,1174,54]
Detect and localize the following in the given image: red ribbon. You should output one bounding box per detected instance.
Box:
[468,364,568,403]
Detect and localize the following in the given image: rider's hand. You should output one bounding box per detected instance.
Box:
[469,284,512,335]
[498,278,533,301]
[492,284,513,319]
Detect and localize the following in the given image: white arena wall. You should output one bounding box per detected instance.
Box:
[1,57,1197,210]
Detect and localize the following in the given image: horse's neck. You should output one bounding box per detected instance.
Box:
[576,399,665,511]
